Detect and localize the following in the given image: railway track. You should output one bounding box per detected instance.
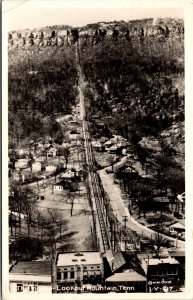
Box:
[76,45,111,252]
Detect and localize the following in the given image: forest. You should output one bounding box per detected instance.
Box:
[79,25,185,196]
[8,45,78,148]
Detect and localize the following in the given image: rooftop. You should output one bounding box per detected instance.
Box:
[105,250,126,272]
[144,257,180,266]
[168,249,185,257]
[9,274,51,283]
[151,196,170,203]
[169,222,185,229]
[105,269,146,282]
[56,252,102,267]
[10,261,51,276]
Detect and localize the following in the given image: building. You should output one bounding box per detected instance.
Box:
[104,250,126,275]
[105,269,146,292]
[47,147,57,157]
[108,145,118,153]
[53,252,104,293]
[168,249,185,286]
[60,170,76,183]
[91,141,104,152]
[9,261,52,293]
[15,159,31,169]
[53,183,64,192]
[45,164,57,173]
[20,168,33,182]
[12,168,34,182]
[169,220,185,239]
[104,140,113,151]
[139,196,170,213]
[115,164,138,180]
[138,255,180,292]
[104,250,146,292]
[32,161,42,172]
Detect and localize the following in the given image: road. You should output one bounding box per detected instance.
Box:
[99,167,185,249]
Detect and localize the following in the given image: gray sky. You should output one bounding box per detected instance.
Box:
[3,0,183,31]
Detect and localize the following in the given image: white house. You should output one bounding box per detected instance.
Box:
[32,161,42,172]
[45,164,57,173]
[9,261,51,293]
[53,183,64,192]
[15,159,31,169]
[47,147,57,157]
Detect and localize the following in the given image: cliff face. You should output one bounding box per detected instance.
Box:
[8,18,184,51]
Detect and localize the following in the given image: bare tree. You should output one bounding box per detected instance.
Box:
[108,154,116,171]
[68,192,75,217]
[9,183,26,234]
[150,232,168,258]
[23,187,38,237]
[63,147,70,169]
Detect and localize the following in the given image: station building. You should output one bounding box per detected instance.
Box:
[53,251,104,293]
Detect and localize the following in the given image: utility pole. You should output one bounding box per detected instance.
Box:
[123,216,128,231]
[109,218,114,249]
[123,216,128,252]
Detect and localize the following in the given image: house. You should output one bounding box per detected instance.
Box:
[138,255,180,292]
[45,164,57,173]
[104,140,112,151]
[169,221,185,235]
[53,183,64,192]
[53,252,104,292]
[115,164,138,180]
[105,269,146,292]
[32,161,42,172]
[117,141,128,148]
[9,261,52,293]
[20,168,34,182]
[47,147,57,157]
[91,141,104,152]
[60,170,76,182]
[139,196,170,213]
[12,168,34,182]
[108,145,118,153]
[15,159,31,169]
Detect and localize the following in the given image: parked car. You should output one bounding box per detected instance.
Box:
[106,168,114,174]
[169,229,178,237]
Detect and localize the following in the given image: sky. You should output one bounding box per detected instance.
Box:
[3,0,184,31]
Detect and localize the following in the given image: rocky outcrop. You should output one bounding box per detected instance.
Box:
[8,19,184,49]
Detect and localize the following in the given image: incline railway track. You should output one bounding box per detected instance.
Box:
[76,44,111,252]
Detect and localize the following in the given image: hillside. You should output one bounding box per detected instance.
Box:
[8,18,184,192]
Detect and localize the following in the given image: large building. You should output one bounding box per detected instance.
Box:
[138,255,181,292]
[53,251,104,293]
